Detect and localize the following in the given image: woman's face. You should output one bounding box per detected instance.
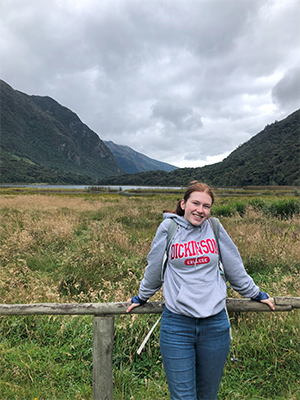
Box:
[180,191,212,226]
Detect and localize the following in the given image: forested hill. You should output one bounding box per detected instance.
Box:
[0,80,124,183]
[99,109,300,187]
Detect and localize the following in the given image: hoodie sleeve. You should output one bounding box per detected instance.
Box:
[138,219,169,302]
[218,223,260,298]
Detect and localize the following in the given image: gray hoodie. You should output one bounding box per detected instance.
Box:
[138,213,260,318]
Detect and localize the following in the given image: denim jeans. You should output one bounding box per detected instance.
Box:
[160,306,230,400]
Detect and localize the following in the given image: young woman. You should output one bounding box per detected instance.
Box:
[127,181,274,400]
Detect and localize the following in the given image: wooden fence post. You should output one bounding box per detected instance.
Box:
[93,315,115,400]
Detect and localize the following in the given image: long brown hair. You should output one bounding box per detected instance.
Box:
[164,181,214,216]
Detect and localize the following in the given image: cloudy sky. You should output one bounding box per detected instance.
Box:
[1,0,299,168]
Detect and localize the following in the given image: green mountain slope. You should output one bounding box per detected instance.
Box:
[0,149,94,184]
[99,109,300,187]
[104,140,178,174]
[0,80,124,183]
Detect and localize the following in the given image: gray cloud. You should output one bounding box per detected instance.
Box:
[0,0,299,168]
[272,67,300,109]
[151,101,203,131]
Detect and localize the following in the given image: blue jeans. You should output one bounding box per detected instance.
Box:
[160,306,230,400]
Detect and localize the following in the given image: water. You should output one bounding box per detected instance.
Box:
[0,184,184,191]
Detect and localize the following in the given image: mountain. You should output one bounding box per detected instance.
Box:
[0,79,124,183]
[1,79,299,186]
[98,109,300,187]
[104,140,178,174]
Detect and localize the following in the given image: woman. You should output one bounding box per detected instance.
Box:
[127,181,274,400]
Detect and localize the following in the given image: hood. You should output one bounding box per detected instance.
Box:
[163,212,208,231]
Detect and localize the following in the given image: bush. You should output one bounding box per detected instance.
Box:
[264,198,300,219]
[213,198,300,219]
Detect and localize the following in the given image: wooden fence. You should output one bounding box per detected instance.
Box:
[1,297,299,400]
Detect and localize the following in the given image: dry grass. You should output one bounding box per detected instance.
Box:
[224,208,300,262]
[1,194,299,305]
[0,193,116,211]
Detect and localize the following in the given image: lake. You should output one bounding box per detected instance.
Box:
[0,184,185,191]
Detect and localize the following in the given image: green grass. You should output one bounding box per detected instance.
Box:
[221,311,300,399]
[0,316,93,400]
[0,310,298,399]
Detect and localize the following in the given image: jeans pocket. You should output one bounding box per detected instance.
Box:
[213,308,228,321]
[162,305,173,318]
[209,309,231,333]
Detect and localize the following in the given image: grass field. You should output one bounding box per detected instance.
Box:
[0,187,299,399]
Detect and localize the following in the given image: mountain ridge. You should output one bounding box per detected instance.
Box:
[98,109,300,187]
[0,79,123,182]
[104,140,178,174]
[0,79,179,183]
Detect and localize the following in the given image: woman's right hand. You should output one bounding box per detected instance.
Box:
[126,295,147,313]
[126,299,141,313]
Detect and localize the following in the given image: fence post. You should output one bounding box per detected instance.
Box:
[93,315,115,400]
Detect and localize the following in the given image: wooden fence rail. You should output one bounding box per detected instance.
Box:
[0,297,299,400]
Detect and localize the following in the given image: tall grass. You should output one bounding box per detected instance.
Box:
[0,191,299,399]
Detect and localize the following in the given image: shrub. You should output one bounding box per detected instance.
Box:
[264,198,300,219]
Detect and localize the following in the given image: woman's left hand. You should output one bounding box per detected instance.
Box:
[261,294,275,310]
[252,292,275,310]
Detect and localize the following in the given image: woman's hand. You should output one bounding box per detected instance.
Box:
[261,294,275,310]
[252,291,275,310]
[126,295,147,313]
[126,299,140,313]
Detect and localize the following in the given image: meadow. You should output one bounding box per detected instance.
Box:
[0,187,299,400]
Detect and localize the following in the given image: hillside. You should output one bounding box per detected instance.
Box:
[0,80,123,183]
[99,109,300,187]
[0,149,94,184]
[104,140,177,174]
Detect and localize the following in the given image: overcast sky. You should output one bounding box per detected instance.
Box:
[1,0,299,168]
